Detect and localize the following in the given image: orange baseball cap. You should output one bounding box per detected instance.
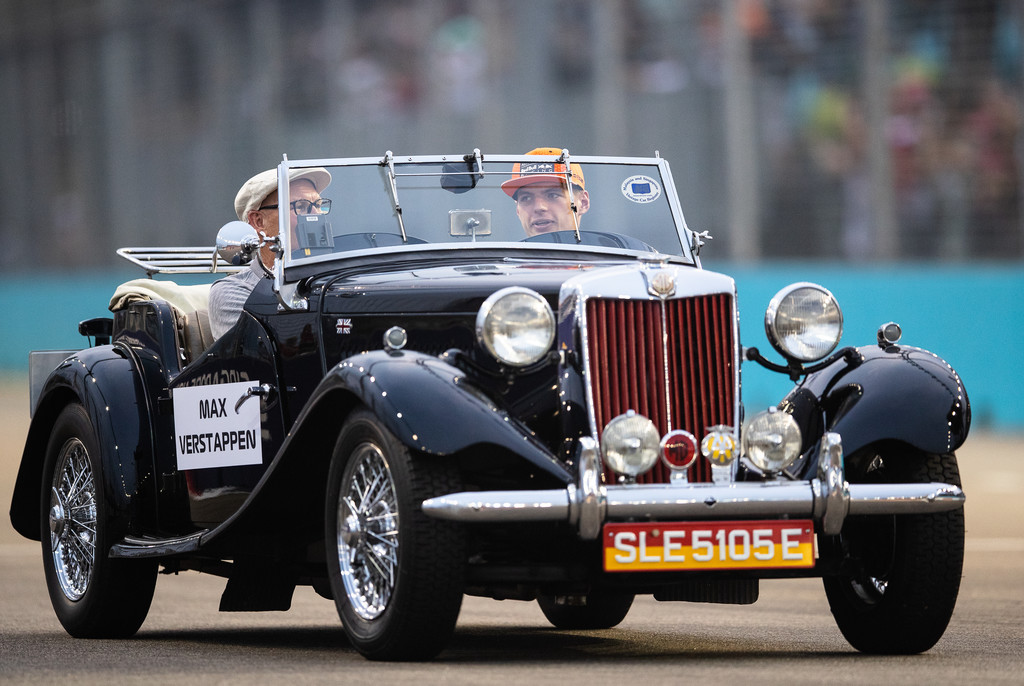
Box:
[501,147,585,198]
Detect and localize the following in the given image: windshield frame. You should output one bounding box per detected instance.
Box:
[271,151,698,308]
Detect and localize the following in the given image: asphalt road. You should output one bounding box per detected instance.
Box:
[2,378,1022,684]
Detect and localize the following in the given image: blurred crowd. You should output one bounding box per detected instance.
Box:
[1,0,1021,266]
[732,0,1023,259]
[314,0,1023,260]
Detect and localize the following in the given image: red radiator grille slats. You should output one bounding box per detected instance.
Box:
[586,294,735,484]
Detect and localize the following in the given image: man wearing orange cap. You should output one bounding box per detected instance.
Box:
[501,147,589,237]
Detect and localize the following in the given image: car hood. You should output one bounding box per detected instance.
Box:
[316,258,645,315]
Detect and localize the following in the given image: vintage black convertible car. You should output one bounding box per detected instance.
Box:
[10,150,969,660]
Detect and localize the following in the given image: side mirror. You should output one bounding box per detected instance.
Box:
[215,221,261,266]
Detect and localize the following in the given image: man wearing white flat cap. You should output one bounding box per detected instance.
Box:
[208,166,331,338]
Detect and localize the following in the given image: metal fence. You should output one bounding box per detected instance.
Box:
[1,0,1021,269]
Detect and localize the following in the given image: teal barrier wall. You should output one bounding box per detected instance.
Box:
[722,262,1023,431]
[2,263,1021,429]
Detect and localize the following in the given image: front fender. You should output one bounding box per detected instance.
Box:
[10,345,153,541]
[193,350,573,553]
[312,350,572,483]
[784,344,970,462]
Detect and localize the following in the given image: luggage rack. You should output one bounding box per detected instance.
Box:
[117,246,246,276]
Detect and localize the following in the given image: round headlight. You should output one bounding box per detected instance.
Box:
[743,408,802,474]
[765,283,843,362]
[601,411,661,478]
[476,287,555,367]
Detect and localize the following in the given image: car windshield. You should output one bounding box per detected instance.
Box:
[275,152,695,268]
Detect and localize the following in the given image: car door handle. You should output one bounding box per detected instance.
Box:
[234,383,275,413]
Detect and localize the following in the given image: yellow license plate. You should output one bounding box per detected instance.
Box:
[603,520,816,572]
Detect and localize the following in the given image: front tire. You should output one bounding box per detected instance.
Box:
[41,404,157,638]
[325,408,465,661]
[823,446,964,654]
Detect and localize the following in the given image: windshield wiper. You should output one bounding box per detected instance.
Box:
[381,150,408,242]
[558,148,583,243]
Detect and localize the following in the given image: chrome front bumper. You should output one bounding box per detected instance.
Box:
[421,432,965,539]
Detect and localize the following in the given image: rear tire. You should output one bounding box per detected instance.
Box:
[537,591,634,630]
[325,408,465,660]
[41,404,157,638]
[823,447,964,654]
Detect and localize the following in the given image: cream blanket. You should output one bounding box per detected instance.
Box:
[109,278,212,314]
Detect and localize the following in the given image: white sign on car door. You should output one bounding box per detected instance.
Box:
[173,381,263,470]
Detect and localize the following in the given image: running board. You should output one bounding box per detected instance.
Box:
[109,530,207,558]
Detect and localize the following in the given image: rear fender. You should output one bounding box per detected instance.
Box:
[784,345,969,470]
[10,346,153,541]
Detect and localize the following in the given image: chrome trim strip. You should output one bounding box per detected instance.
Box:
[659,296,674,432]
[572,282,599,441]
[274,158,309,311]
[284,152,684,170]
[655,154,698,265]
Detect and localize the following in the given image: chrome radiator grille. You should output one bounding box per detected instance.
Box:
[585,293,736,484]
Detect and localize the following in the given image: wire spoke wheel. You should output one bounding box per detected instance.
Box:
[41,404,157,638]
[325,407,465,661]
[48,437,98,601]
[337,442,400,620]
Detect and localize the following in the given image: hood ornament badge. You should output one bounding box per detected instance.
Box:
[648,270,676,298]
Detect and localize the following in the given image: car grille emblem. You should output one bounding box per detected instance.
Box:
[649,270,676,298]
[336,318,352,334]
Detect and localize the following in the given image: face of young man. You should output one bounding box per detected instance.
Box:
[514,183,590,237]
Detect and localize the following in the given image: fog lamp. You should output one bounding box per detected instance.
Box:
[601,411,660,478]
[743,408,802,474]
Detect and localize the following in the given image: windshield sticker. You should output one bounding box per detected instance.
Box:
[621,175,662,204]
[173,381,263,470]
